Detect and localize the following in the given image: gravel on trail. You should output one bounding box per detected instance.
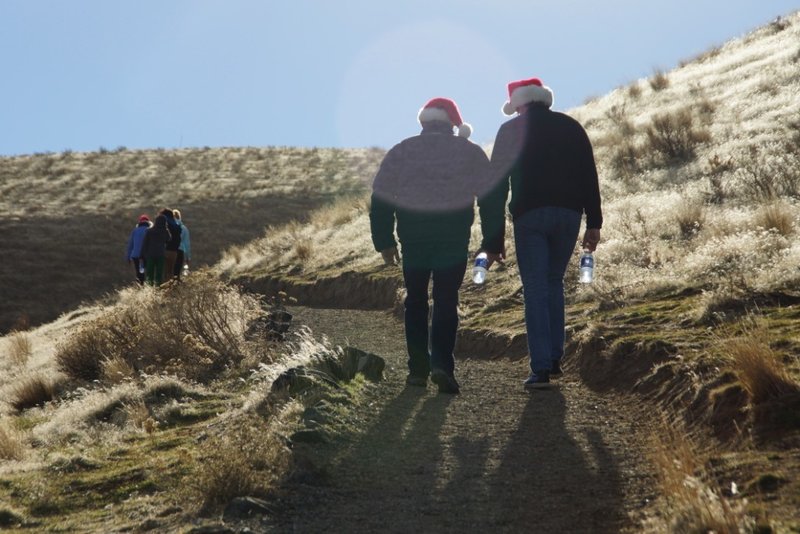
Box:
[271,306,657,533]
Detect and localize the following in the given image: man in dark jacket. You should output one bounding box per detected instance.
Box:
[482,77,603,389]
[370,97,494,394]
[160,208,182,281]
[141,214,172,286]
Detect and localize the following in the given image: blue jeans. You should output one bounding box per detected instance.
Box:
[513,207,581,373]
[402,245,467,378]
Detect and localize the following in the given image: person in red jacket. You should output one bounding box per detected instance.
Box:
[370,97,495,394]
[482,77,603,389]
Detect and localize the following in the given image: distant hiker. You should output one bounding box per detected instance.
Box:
[159,208,182,281]
[370,97,495,394]
[141,214,172,286]
[125,214,152,285]
[173,208,191,279]
[482,77,603,389]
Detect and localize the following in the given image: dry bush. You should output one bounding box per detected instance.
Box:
[674,201,706,240]
[293,240,314,263]
[645,108,711,165]
[193,415,290,512]
[649,69,670,91]
[735,146,800,200]
[56,273,260,383]
[754,202,794,236]
[0,422,24,460]
[649,419,754,533]
[627,82,642,99]
[6,332,33,367]
[703,155,734,204]
[10,374,57,411]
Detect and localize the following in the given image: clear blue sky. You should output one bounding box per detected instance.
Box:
[1,0,796,156]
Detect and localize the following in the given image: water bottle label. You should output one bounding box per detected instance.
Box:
[474,257,488,269]
[580,256,594,269]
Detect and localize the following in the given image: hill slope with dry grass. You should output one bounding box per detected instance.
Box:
[0,145,383,333]
[1,11,799,533]
[217,12,800,530]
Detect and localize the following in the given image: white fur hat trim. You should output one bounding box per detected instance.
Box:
[503,84,554,115]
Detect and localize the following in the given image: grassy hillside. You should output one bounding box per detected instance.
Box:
[0,146,383,333]
[1,11,799,533]
[217,11,800,530]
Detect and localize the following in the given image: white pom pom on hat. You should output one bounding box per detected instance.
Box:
[418,97,472,138]
[502,77,554,115]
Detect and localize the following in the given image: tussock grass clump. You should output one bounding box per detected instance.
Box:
[6,332,33,367]
[649,69,670,91]
[648,420,754,533]
[674,200,706,240]
[10,374,57,411]
[56,273,260,383]
[0,422,24,460]
[645,107,711,165]
[724,320,799,406]
[754,202,794,236]
[193,414,290,513]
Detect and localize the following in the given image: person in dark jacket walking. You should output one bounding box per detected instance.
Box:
[160,208,182,280]
[370,97,494,394]
[482,77,603,389]
[125,214,152,285]
[173,208,191,279]
[140,214,171,286]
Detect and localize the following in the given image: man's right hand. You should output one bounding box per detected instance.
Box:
[483,250,505,269]
[381,247,400,265]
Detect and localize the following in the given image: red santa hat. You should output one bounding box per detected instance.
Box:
[417,97,472,138]
[502,77,554,115]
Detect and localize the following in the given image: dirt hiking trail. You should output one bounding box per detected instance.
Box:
[272,307,657,533]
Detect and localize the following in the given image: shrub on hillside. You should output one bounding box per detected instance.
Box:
[674,201,706,240]
[645,108,710,165]
[56,273,260,383]
[648,70,670,91]
[735,145,800,201]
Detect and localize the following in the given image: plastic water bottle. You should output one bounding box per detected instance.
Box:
[138,260,145,274]
[473,252,489,284]
[579,249,594,284]
[182,264,189,277]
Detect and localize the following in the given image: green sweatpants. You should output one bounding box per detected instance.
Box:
[145,257,166,286]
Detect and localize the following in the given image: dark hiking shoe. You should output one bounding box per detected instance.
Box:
[524,371,551,390]
[405,374,428,387]
[431,369,460,394]
[550,360,563,378]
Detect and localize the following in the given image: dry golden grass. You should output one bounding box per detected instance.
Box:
[0,422,24,460]
[754,201,795,236]
[10,374,57,412]
[648,419,753,533]
[724,321,799,406]
[100,355,136,385]
[649,69,670,91]
[673,200,706,240]
[6,332,32,367]
[193,414,291,513]
[56,272,261,383]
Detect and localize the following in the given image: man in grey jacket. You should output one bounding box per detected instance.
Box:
[370,97,496,394]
